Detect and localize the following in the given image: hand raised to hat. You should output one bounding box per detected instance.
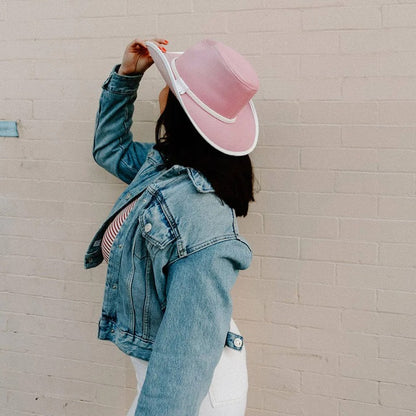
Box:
[118,37,169,76]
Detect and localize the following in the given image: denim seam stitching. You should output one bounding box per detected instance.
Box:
[102,86,138,96]
[104,319,155,344]
[167,235,241,266]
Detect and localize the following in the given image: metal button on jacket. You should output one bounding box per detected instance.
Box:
[144,223,152,232]
[233,337,243,348]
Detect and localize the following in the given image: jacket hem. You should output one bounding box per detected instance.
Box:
[98,317,153,361]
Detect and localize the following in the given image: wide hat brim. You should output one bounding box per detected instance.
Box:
[145,41,259,156]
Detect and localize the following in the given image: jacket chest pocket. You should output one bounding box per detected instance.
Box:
[132,199,174,259]
[138,202,176,251]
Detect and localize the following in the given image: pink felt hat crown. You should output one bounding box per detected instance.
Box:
[145,39,259,156]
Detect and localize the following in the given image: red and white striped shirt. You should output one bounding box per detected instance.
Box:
[101,197,138,263]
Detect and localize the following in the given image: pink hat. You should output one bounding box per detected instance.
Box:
[145,39,259,156]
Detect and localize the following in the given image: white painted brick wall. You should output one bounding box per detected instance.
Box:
[1,1,416,415]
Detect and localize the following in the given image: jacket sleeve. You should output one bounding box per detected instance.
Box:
[92,64,154,184]
[134,239,252,416]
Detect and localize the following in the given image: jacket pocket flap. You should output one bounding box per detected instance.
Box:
[139,203,176,249]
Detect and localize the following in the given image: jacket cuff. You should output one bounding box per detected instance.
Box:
[101,64,143,94]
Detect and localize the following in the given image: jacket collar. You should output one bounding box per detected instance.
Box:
[186,167,214,193]
[148,148,214,193]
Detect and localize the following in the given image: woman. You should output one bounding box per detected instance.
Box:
[84,37,259,416]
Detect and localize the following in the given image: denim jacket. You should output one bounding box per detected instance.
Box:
[84,64,252,416]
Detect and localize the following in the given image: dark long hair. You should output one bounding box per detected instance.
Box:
[153,90,255,217]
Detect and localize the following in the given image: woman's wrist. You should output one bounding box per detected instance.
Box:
[118,65,144,76]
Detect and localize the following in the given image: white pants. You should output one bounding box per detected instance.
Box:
[126,317,248,416]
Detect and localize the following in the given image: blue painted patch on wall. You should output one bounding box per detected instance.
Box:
[0,121,19,137]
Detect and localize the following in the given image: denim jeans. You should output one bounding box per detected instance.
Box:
[126,318,248,416]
